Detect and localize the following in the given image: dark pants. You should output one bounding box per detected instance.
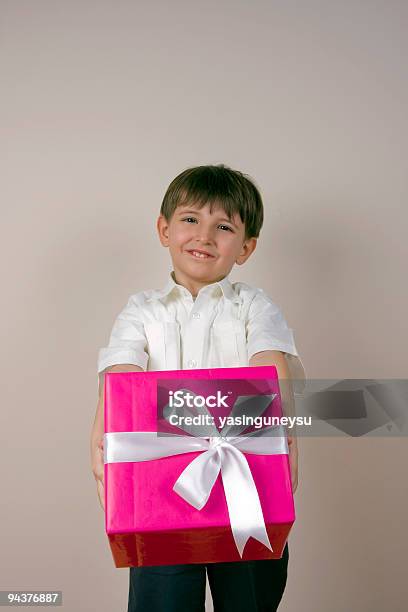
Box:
[128,543,289,612]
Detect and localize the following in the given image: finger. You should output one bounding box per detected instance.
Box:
[92,456,105,485]
[92,465,104,485]
[97,479,105,512]
[97,469,104,486]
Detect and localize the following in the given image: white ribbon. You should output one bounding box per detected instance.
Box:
[104,391,288,557]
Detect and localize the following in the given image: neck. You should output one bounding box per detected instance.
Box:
[171,270,227,298]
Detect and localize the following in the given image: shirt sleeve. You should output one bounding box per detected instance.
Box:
[97,295,149,374]
[246,289,307,394]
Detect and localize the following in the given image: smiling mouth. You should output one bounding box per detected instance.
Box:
[187,250,215,260]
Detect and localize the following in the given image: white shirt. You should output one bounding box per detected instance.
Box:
[98,270,306,393]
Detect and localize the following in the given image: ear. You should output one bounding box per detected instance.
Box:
[236,237,257,265]
[157,215,170,247]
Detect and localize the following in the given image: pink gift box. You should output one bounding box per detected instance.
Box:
[104,366,295,567]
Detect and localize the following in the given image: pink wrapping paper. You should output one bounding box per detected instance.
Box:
[104,365,295,567]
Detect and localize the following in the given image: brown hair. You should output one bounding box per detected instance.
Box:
[160,164,264,240]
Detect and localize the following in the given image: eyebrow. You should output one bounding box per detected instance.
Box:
[177,209,239,228]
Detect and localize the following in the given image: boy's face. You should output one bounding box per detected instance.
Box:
[157,202,257,291]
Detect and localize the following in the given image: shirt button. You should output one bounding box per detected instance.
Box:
[192,312,201,319]
[188,359,197,368]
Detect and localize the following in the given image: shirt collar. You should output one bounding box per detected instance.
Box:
[147,270,241,304]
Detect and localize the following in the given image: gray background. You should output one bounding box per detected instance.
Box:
[1,1,407,610]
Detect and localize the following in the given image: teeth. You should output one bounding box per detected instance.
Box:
[191,250,209,258]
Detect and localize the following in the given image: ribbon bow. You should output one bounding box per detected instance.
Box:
[104,390,288,557]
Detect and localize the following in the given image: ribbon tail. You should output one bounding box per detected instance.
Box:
[173,447,221,510]
[220,444,273,557]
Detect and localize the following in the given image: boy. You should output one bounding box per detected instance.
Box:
[91,164,305,612]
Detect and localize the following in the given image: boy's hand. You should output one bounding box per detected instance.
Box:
[92,438,105,511]
[287,435,298,494]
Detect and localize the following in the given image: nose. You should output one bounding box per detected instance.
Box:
[194,224,214,243]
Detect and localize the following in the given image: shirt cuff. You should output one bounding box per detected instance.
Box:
[97,348,149,374]
[247,341,299,360]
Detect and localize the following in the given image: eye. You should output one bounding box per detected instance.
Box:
[182,217,197,223]
[218,224,233,232]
